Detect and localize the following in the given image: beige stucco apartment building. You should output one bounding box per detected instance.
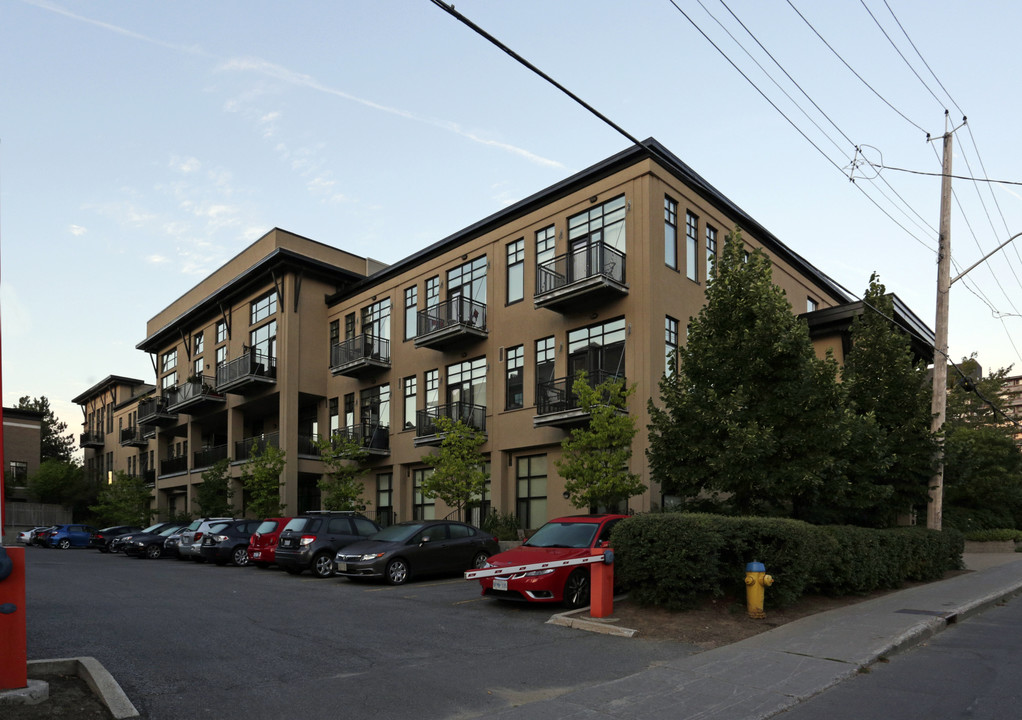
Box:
[73,139,933,528]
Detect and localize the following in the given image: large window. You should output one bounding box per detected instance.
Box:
[329,397,339,435]
[360,384,390,430]
[251,291,278,325]
[535,225,556,294]
[665,316,679,377]
[362,298,391,341]
[161,372,177,392]
[516,455,547,530]
[216,320,228,344]
[447,357,486,409]
[377,473,393,525]
[536,336,555,398]
[403,376,417,430]
[686,212,699,281]
[215,345,227,368]
[425,369,440,410]
[447,256,487,305]
[664,196,678,270]
[250,320,277,361]
[161,349,177,374]
[568,195,626,253]
[413,468,435,520]
[568,317,626,378]
[193,332,204,355]
[506,238,524,305]
[505,345,524,410]
[426,276,440,308]
[404,286,418,340]
[706,224,718,278]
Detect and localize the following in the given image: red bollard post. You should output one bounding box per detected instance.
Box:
[0,546,28,690]
[590,549,614,619]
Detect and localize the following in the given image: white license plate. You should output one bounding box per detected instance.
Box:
[493,577,508,591]
[252,551,261,559]
[336,562,347,572]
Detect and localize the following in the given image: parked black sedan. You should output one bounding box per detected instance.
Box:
[123,524,187,559]
[90,525,144,553]
[199,519,264,566]
[334,520,499,585]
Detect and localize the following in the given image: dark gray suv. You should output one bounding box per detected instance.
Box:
[275,511,381,578]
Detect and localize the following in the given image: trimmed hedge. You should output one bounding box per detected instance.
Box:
[963,528,1022,542]
[611,513,963,610]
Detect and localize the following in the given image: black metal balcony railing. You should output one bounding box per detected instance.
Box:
[119,426,150,447]
[215,351,277,392]
[234,432,280,462]
[415,402,487,438]
[166,376,225,411]
[536,241,625,294]
[332,423,391,453]
[193,444,229,469]
[80,431,104,448]
[141,468,156,484]
[416,297,487,341]
[297,434,322,456]
[330,334,391,371]
[536,370,627,416]
[160,455,188,476]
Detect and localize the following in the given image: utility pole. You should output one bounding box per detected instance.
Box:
[928,124,953,531]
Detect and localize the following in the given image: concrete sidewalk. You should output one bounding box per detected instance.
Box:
[496,553,1022,719]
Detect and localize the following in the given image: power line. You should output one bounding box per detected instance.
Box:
[877,164,1022,186]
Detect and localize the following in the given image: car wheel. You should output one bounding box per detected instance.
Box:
[471,551,489,570]
[386,558,410,586]
[57,539,71,550]
[563,569,591,609]
[145,544,162,560]
[109,544,120,554]
[311,553,335,578]
[232,547,249,567]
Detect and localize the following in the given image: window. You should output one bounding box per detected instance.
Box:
[425,370,439,410]
[251,291,278,325]
[162,372,177,392]
[426,276,440,308]
[193,332,204,355]
[807,297,819,313]
[215,346,227,368]
[535,225,556,293]
[506,238,524,304]
[446,357,486,410]
[413,468,435,520]
[404,286,418,340]
[377,473,393,525]
[9,460,27,486]
[361,298,391,341]
[344,393,355,430]
[360,384,390,431]
[250,320,277,362]
[403,376,417,430]
[193,358,203,379]
[329,320,340,355]
[447,255,487,306]
[568,317,626,379]
[107,407,113,434]
[505,345,524,410]
[568,195,626,253]
[686,212,699,281]
[516,455,547,529]
[664,196,678,270]
[344,313,356,340]
[536,336,555,399]
[329,397,339,435]
[706,225,718,278]
[161,349,177,374]
[665,316,679,377]
[216,320,228,344]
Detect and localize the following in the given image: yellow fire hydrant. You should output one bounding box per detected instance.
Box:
[744,561,774,619]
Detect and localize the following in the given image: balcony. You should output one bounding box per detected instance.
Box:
[141,468,156,485]
[234,432,280,462]
[533,370,627,428]
[332,423,391,456]
[216,351,277,395]
[331,334,391,378]
[414,402,486,446]
[534,241,627,312]
[193,444,229,469]
[137,396,178,427]
[415,297,487,350]
[160,455,188,476]
[119,426,150,448]
[80,431,104,449]
[166,376,226,414]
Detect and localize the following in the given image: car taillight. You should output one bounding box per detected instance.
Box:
[299,535,316,546]
[194,532,204,541]
[213,535,228,543]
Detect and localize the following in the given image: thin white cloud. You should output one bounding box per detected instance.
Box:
[170,156,201,174]
[147,254,170,265]
[69,224,87,236]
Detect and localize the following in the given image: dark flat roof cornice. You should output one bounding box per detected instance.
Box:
[72,375,147,405]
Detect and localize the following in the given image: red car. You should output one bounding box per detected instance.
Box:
[247,517,291,568]
[478,514,627,608]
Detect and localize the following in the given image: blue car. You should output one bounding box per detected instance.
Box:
[41,524,98,549]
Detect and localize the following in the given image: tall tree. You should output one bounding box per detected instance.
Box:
[646,227,850,518]
[27,458,94,515]
[240,443,287,518]
[195,459,234,517]
[841,273,937,526]
[316,434,371,512]
[421,416,488,521]
[556,373,645,511]
[89,470,153,527]
[18,395,76,462]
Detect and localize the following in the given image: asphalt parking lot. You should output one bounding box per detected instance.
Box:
[22,545,690,719]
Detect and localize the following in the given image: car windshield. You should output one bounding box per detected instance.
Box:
[524,521,599,549]
[255,520,279,534]
[186,520,203,531]
[141,523,165,533]
[369,523,426,543]
[158,525,182,537]
[207,522,230,534]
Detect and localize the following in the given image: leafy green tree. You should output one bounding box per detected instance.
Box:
[316,434,371,511]
[841,273,937,526]
[421,416,488,521]
[18,395,76,462]
[240,443,287,518]
[195,459,234,517]
[89,471,153,527]
[646,227,850,519]
[555,373,645,511]
[27,458,96,518]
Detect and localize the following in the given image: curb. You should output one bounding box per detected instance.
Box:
[27,657,139,719]
[547,595,639,637]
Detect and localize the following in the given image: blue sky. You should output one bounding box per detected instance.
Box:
[3,0,1021,442]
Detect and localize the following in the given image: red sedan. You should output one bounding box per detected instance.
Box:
[247,517,291,568]
[478,514,627,608]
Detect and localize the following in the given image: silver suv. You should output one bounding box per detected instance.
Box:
[176,517,233,561]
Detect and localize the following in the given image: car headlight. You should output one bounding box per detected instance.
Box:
[360,553,385,561]
[522,569,555,577]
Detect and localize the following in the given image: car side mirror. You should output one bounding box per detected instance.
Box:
[599,540,610,548]
[419,536,431,546]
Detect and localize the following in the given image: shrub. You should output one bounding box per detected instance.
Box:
[962,528,1022,542]
[480,510,522,541]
